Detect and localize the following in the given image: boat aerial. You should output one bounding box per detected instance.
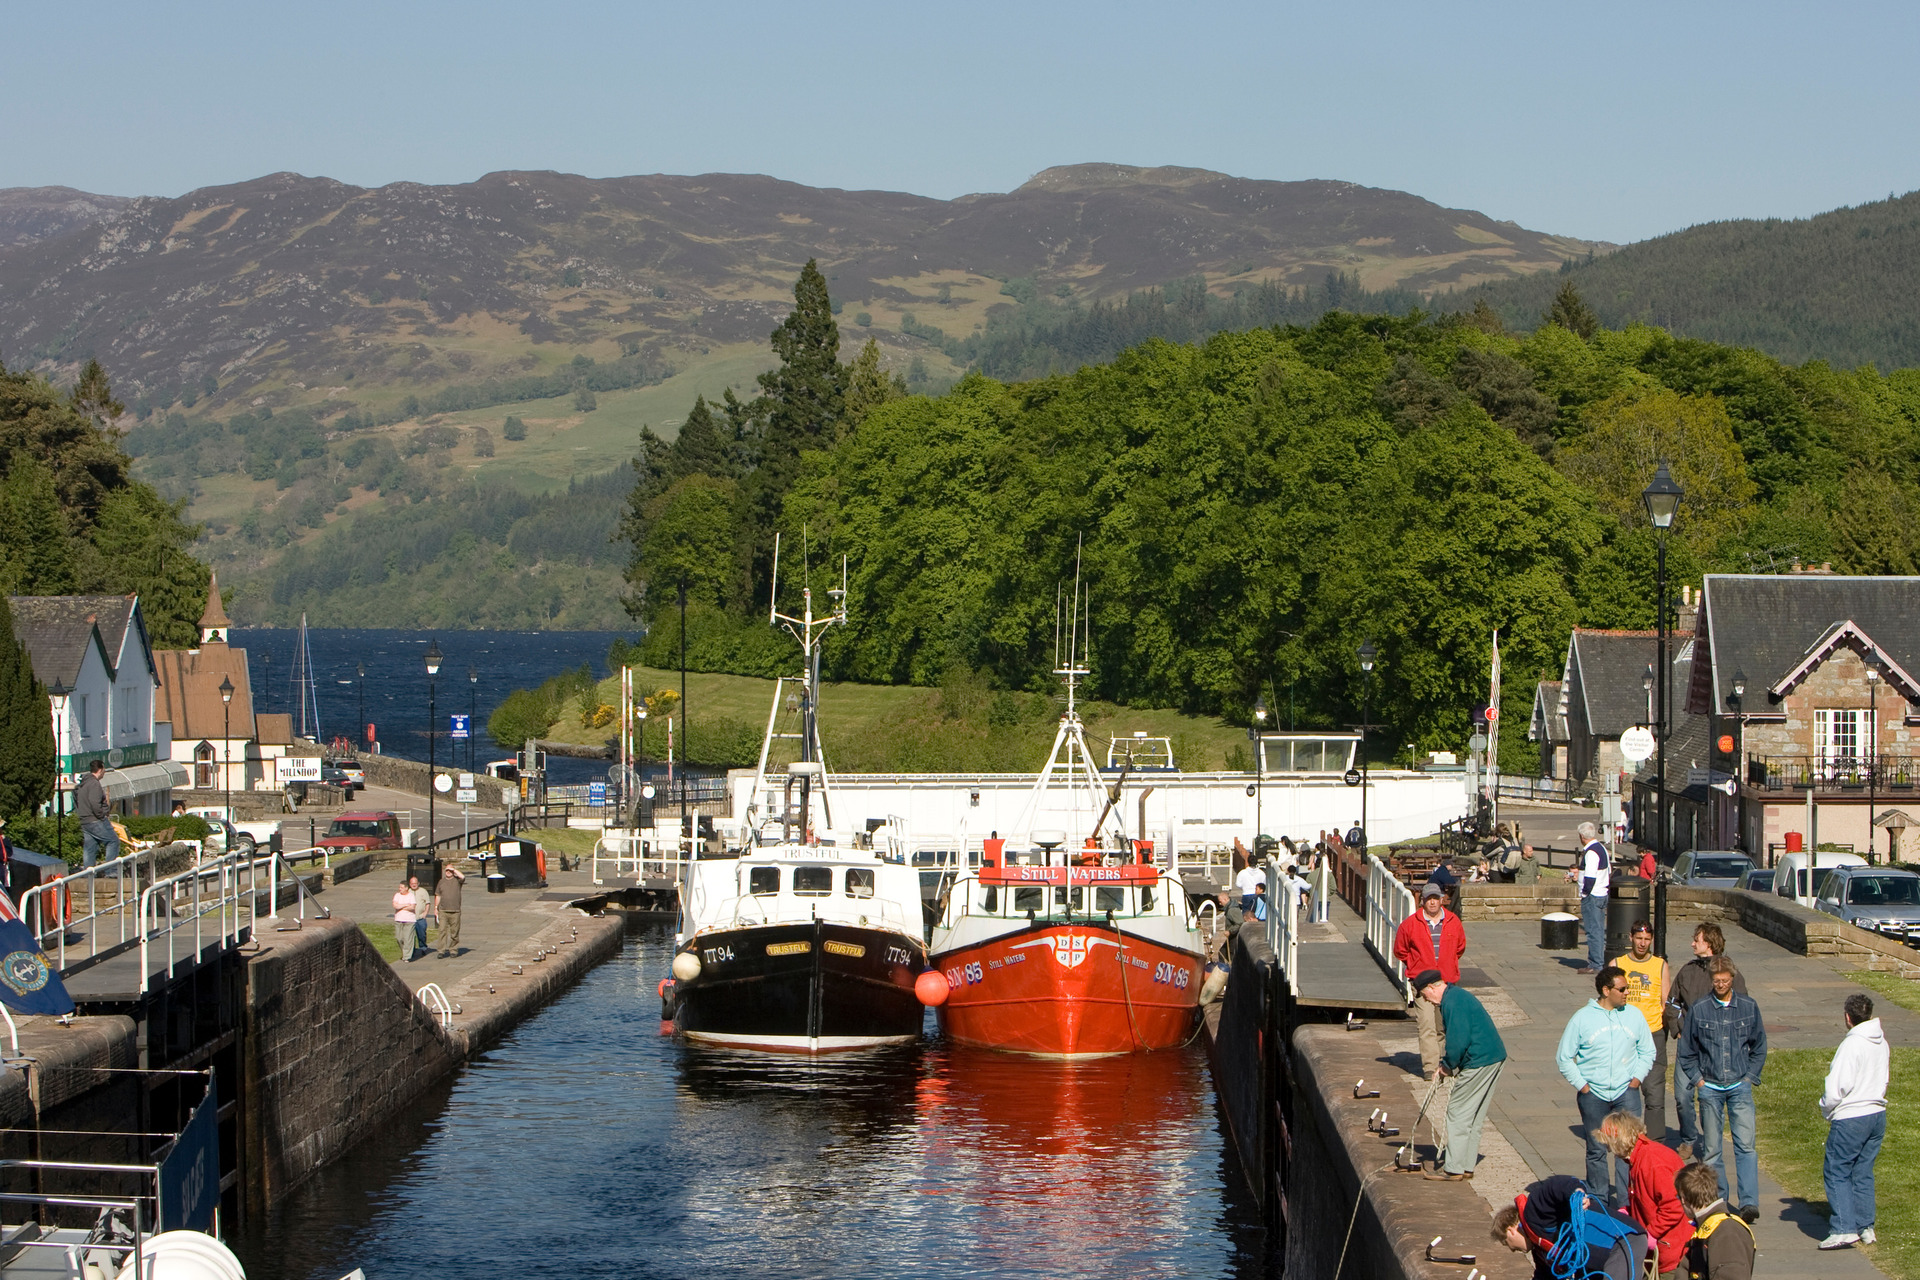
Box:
[927,552,1204,1057]
[663,540,932,1053]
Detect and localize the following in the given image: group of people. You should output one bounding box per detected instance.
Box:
[391,863,466,961]
[1392,864,1890,1272]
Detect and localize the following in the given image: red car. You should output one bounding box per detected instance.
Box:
[317,811,405,852]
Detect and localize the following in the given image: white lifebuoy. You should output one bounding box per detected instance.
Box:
[117,1232,247,1280]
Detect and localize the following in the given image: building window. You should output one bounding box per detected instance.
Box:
[1816,708,1870,775]
[194,744,214,789]
[77,695,89,739]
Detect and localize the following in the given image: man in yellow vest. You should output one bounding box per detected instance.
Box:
[1611,919,1672,1140]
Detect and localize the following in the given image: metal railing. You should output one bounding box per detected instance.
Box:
[711,893,915,932]
[416,982,458,1029]
[1748,754,1920,791]
[1364,853,1416,1002]
[415,803,571,856]
[1263,878,1300,993]
[16,847,156,971]
[592,829,698,885]
[1495,775,1577,804]
[0,1159,158,1279]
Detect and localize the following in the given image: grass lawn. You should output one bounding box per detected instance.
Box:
[1842,968,1920,1016]
[1752,1045,1918,1279]
[359,921,442,964]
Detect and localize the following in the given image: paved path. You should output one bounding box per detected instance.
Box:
[1391,913,1911,1278]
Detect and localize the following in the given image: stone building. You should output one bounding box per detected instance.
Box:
[1528,679,1570,783]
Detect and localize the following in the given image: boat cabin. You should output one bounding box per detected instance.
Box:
[685,844,922,935]
[948,864,1177,925]
[1255,733,1362,774]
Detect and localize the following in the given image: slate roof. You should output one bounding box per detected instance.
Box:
[1531,680,1569,744]
[1690,574,1920,716]
[7,594,142,688]
[1566,630,1659,738]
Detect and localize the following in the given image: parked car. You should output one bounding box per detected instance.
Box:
[315,810,405,853]
[320,764,363,797]
[1743,868,1774,892]
[1668,850,1756,889]
[1772,850,1870,909]
[1813,865,1920,937]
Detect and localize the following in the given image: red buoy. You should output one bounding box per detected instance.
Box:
[914,970,950,1007]
[657,978,673,999]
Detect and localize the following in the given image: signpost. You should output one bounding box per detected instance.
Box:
[450,714,470,741]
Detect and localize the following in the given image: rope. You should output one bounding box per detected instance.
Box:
[1331,1157,1400,1280]
[1111,920,1146,1051]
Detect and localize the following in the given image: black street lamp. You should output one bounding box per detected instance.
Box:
[1249,694,1268,841]
[219,675,235,826]
[468,667,478,773]
[1358,640,1376,850]
[1868,658,1880,863]
[1642,462,1684,857]
[356,662,365,754]
[1730,668,1747,852]
[48,678,70,866]
[426,640,442,850]
[259,651,271,715]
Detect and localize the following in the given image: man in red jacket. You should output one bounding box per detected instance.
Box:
[1394,884,1467,1078]
[1600,1110,1691,1273]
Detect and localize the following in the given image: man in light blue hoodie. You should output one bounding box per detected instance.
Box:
[1556,964,1655,1210]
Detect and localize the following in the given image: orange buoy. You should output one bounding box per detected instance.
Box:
[657,978,673,998]
[914,970,950,1007]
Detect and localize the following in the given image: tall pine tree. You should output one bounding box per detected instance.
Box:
[0,458,76,594]
[1544,279,1599,339]
[0,594,54,819]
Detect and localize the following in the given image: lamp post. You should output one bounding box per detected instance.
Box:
[1642,462,1684,858]
[468,666,478,773]
[425,640,442,851]
[48,678,70,866]
[1358,641,1376,851]
[219,676,235,824]
[357,662,365,754]
[1249,694,1268,842]
[1868,659,1880,863]
[1730,668,1747,853]
[260,651,270,715]
[636,703,650,828]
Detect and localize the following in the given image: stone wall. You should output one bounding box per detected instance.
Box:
[346,751,516,808]
[242,916,463,1207]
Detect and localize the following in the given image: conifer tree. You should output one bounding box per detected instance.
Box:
[843,338,906,428]
[672,394,735,479]
[757,260,847,463]
[1544,280,1599,339]
[0,459,76,594]
[69,358,125,428]
[0,594,54,819]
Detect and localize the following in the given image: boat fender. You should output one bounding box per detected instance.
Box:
[1200,965,1230,1004]
[914,969,950,1007]
[657,978,673,999]
[671,951,702,982]
[117,1231,247,1280]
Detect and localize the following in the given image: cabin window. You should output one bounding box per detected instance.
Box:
[982,886,998,913]
[1140,885,1156,912]
[1014,886,1043,912]
[749,867,780,896]
[794,866,832,896]
[845,868,875,898]
[1095,886,1126,914]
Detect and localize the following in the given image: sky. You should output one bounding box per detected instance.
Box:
[4,0,1917,245]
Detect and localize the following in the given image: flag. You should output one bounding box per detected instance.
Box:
[0,888,75,1016]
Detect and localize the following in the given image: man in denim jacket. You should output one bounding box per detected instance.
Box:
[1677,956,1768,1222]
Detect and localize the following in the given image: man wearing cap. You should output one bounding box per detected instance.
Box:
[1394,883,1468,1079]
[1415,969,1506,1181]
[1611,919,1672,1140]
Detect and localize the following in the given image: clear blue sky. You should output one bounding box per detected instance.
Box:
[4,0,1915,244]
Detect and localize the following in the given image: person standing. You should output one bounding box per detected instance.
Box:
[391,878,418,962]
[1676,1161,1754,1280]
[75,760,118,869]
[434,863,467,958]
[1677,957,1767,1221]
[1612,920,1672,1140]
[1818,992,1889,1250]
[1570,820,1610,973]
[411,875,433,955]
[1555,965,1655,1210]
[1394,885,1467,1079]
[1234,855,1263,914]
[1598,1111,1691,1273]
[1670,924,1747,1159]
[1413,969,1506,1182]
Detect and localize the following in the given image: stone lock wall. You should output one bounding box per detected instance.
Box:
[242,916,463,1207]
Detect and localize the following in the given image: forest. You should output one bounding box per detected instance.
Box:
[617,266,1920,768]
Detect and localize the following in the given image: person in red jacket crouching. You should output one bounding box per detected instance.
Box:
[1600,1111,1691,1273]
[1393,884,1467,1079]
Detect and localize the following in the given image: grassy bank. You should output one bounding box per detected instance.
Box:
[536,664,1257,773]
[1752,1043,1918,1278]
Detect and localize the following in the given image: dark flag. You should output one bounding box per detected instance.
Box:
[0,890,75,1017]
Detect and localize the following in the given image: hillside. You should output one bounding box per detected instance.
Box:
[1434,189,1920,369]
[0,186,130,249]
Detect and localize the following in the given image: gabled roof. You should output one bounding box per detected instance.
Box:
[1766,620,1920,704]
[153,641,255,741]
[1530,680,1569,744]
[7,594,136,688]
[1692,575,1920,715]
[198,573,231,632]
[1565,630,1658,739]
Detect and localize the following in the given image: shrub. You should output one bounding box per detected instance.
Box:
[856,312,872,327]
[573,389,597,413]
[502,416,527,441]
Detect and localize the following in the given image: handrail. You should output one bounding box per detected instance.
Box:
[1364,853,1416,1002]
[18,846,157,972]
[710,894,914,932]
[1264,878,1299,992]
[592,828,696,885]
[0,1158,157,1280]
[416,982,458,1029]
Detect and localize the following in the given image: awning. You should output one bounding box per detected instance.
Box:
[104,761,191,802]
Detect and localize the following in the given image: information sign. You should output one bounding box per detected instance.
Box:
[450,714,470,740]
[1620,725,1656,763]
[1343,768,1361,787]
[589,781,608,805]
[456,788,478,804]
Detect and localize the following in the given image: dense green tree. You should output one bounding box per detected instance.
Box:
[69,359,124,428]
[502,416,527,441]
[754,259,847,488]
[1545,280,1600,339]
[672,395,736,479]
[0,594,54,819]
[842,338,907,428]
[0,459,76,594]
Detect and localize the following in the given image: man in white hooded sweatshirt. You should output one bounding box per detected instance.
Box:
[1818,992,1889,1250]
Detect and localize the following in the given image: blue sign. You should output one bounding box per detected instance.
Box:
[158,1078,219,1233]
[450,714,470,740]
[588,782,607,805]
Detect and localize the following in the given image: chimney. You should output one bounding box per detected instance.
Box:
[1677,583,1699,635]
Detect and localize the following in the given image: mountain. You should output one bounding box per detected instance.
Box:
[0,186,131,249]
[0,164,1602,415]
[1435,189,1920,370]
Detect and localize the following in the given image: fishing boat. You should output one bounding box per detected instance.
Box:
[665,544,931,1053]
[926,566,1204,1057]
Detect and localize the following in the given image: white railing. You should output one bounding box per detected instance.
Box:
[1364,853,1416,1001]
[416,982,458,1029]
[708,893,915,933]
[17,848,155,971]
[1310,857,1332,924]
[592,829,696,885]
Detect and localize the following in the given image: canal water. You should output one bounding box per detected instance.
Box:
[236,923,1269,1280]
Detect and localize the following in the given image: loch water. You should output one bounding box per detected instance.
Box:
[235,923,1268,1280]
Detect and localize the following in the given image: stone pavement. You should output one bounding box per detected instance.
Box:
[1395,912,1915,1278]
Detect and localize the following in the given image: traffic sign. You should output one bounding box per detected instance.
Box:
[450,714,470,740]
[588,781,607,805]
[1484,706,1499,722]
[1469,733,1488,752]
[1717,734,1735,754]
[1343,768,1361,787]
[456,788,478,804]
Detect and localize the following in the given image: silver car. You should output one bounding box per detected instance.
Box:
[1814,867,1920,940]
[1668,850,1756,889]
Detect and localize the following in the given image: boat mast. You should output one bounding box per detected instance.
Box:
[1016,539,1116,860]
[768,533,848,831]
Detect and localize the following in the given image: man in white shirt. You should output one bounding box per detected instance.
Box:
[1568,820,1610,974]
[1818,993,1889,1250]
[1235,859,1264,913]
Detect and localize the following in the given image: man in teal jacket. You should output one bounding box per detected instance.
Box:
[1556,965,1656,1210]
[1414,969,1507,1181]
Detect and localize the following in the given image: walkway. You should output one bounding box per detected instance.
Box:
[1290,895,1406,1011]
[1375,914,1910,1278]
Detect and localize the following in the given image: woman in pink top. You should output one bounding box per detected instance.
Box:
[392,879,418,962]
